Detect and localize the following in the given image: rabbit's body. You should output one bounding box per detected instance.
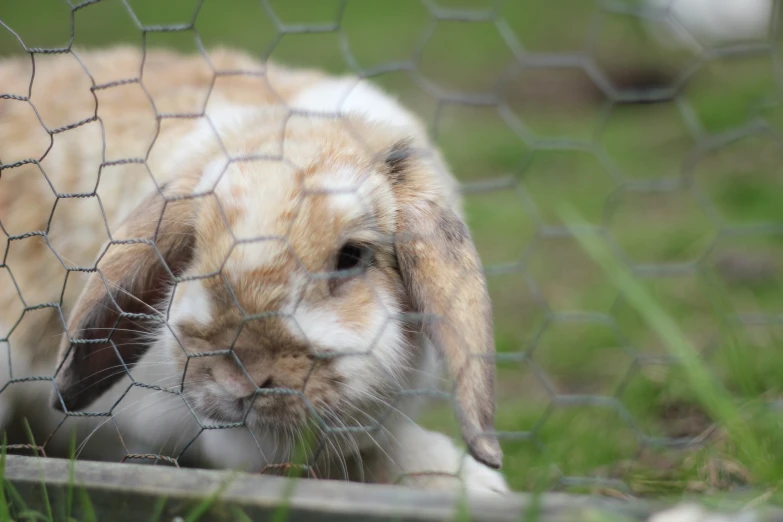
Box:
[0,47,507,494]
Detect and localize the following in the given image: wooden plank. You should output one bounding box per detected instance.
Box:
[1,455,778,522]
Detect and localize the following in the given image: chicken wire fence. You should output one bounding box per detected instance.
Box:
[0,0,782,501]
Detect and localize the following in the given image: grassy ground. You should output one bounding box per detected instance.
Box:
[2,0,783,506]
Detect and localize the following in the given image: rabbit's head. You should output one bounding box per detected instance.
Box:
[50,107,502,469]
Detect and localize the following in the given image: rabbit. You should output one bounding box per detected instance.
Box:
[643,0,772,52]
[0,45,509,495]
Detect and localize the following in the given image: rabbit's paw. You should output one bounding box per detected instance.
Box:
[380,423,509,496]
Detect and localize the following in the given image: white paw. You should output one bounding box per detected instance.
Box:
[648,503,756,522]
[397,455,510,496]
[459,455,510,495]
[383,424,510,496]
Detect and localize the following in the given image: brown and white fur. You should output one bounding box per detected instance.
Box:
[0,46,507,494]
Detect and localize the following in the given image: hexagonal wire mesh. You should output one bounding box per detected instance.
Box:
[0,0,782,499]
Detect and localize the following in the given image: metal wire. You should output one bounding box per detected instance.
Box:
[0,0,782,497]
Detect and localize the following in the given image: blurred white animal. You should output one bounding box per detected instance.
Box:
[644,0,774,51]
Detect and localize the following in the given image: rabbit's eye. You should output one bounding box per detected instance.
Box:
[336,243,368,273]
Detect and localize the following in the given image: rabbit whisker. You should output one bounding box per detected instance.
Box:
[336,381,418,429]
[102,279,164,317]
[318,406,350,481]
[353,407,402,478]
[74,382,182,458]
[243,424,269,466]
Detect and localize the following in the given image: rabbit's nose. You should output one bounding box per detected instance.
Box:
[213,365,257,399]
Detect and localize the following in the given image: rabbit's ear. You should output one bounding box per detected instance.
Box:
[388,142,502,470]
[51,183,196,412]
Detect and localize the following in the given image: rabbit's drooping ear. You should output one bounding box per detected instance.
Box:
[387,142,503,470]
[51,183,196,412]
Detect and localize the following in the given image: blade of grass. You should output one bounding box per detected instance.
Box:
[148,496,168,522]
[63,430,98,522]
[229,505,253,522]
[270,422,320,522]
[5,480,29,519]
[454,482,472,522]
[15,509,50,521]
[557,204,771,481]
[521,450,554,522]
[522,489,543,522]
[183,472,237,522]
[0,434,10,522]
[21,419,53,522]
[270,475,297,522]
[66,433,76,520]
[76,485,97,522]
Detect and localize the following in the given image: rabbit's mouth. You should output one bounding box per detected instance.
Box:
[192,385,339,432]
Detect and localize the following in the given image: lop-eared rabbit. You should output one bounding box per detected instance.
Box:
[0,46,507,494]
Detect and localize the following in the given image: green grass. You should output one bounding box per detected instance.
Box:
[3,0,783,510]
[0,424,254,522]
[564,204,783,477]
[0,460,242,522]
